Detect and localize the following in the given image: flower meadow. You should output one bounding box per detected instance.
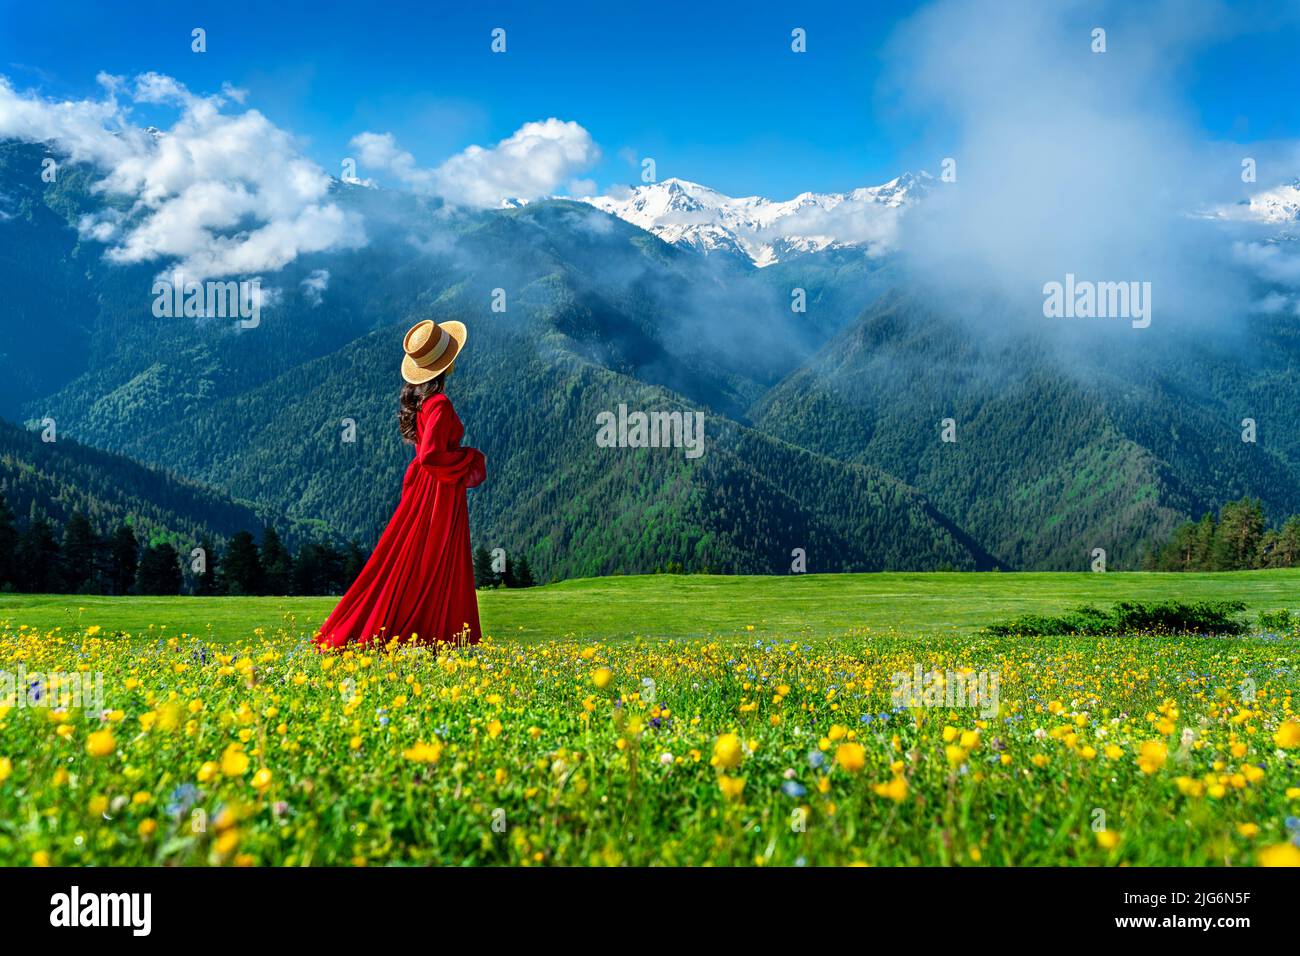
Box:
[0,620,1298,867]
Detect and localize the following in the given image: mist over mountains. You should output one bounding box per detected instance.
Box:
[3,129,1299,580]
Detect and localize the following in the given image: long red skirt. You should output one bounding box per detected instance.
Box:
[314,394,486,649]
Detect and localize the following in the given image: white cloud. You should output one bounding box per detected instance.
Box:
[880,0,1290,328]
[0,72,366,280]
[566,177,598,198]
[1247,290,1290,314]
[76,207,124,242]
[1232,239,1300,286]
[350,117,599,207]
[131,71,194,106]
[300,268,330,306]
[220,81,249,105]
[760,201,902,256]
[349,131,437,192]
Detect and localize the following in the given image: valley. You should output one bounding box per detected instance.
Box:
[2,140,1298,580]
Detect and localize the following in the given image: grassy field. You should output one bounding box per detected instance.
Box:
[2,568,1298,642]
[1,571,1297,867]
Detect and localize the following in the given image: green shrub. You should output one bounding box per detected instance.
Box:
[985,600,1248,637]
[1257,608,1295,632]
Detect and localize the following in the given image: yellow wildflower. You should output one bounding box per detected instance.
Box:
[711,733,743,770]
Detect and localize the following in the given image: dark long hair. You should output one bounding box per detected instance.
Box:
[398,375,445,444]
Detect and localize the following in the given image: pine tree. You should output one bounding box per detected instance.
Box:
[513,554,536,588]
[318,542,345,594]
[136,542,182,595]
[0,491,18,591]
[291,543,327,595]
[290,541,346,595]
[473,545,496,589]
[260,527,293,595]
[62,512,96,593]
[1152,519,1200,571]
[106,524,139,596]
[1152,501,1300,572]
[1210,498,1264,571]
[342,540,366,590]
[1258,529,1280,569]
[222,531,262,596]
[1274,516,1300,567]
[17,518,62,592]
[1192,513,1217,570]
[193,537,220,595]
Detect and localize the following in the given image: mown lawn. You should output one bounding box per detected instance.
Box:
[1,569,1297,643]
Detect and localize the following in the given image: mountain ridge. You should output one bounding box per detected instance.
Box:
[0,415,290,550]
[575,172,931,266]
[4,139,1299,577]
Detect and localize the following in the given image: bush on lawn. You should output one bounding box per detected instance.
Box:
[985,600,1248,637]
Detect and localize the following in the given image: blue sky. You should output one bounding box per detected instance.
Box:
[1,0,1297,198]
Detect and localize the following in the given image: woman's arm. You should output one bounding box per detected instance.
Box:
[417,397,486,487]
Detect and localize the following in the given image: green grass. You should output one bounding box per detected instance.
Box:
[2,571,1297,866]
[2,568,1297,643]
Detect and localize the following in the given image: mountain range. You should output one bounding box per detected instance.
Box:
[575,173,927,267]
[2,137,1297,581]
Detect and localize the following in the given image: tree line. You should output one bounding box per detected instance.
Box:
[472,546,536,589]
[0,491,366,596]
[1147,497,1300,571]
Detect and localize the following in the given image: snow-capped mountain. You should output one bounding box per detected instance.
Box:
[1237,180,1300,223]
[1205,179,1300,224]
[576,173,931,267]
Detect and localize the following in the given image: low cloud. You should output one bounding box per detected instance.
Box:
[881,0,1300,333]
[758,200,904,256]
[300,268,330,306]
[350,118,599,207]
[0,71,366,280]
[1232,239,1300,286]
[349,131,437,193]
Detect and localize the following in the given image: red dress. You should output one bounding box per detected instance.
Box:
[314,394,486,649]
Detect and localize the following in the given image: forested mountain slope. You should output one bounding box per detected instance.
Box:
[0,415,271,549]
[5,138,1298,575]
[751,294,1300,568]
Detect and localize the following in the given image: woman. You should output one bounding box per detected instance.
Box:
[314,318,486,649]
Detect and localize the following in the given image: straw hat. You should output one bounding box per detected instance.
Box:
[401,319,466,384]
